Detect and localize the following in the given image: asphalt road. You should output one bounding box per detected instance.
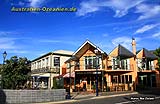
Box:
[61,93,160,104]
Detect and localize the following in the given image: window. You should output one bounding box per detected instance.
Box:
[125,75,128,83]
[122,75,124,83]
[85,56,99,69]
[54,57,60,67]
[46,58,49,67]
[129,75,132,83]
[118,75,121,83]
[37,60,41,68]
[42,59,45,67]
[112,57,130,70]
[111,75,118,83]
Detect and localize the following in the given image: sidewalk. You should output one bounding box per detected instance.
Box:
[31,91,138,104]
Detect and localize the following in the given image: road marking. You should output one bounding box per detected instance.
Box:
[115,96,160,104]
[115,100,139,104]
[31,100,78,104]
[91,92,138,99]
[155,96,160,99]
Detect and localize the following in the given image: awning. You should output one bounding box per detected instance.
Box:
[63,72,75,78]
[54,74,64,78]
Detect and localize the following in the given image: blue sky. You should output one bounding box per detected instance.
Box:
[0,0,160,62]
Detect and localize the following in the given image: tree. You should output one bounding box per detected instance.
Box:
[154,47,160,70]
[0,56,31,89]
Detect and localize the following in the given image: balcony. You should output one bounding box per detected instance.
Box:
[138,65,156,72]
[73,64,105,72]
[107,64,134,72]
[31,66,50,74]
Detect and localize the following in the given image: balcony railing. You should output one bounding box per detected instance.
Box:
[85,64,97,69]
[108,64,133,71]
[31,66,50,74]
[138,65,155,72]
[31,66,60,74]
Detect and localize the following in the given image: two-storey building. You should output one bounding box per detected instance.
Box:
[31,50,73,89]
[136,48,159,88]
[65,39,159,92]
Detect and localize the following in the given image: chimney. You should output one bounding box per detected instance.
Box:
[132,38,136,55]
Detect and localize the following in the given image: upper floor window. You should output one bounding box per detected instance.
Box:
[42,59,45,67]
[54,57,60,67]
[137,58,155,70]
[31,63,34,69]
[34,62,36,68]
[46,57,49,67]
[85,56,99,69]
[112,57,130,70]
[37,60,41,69]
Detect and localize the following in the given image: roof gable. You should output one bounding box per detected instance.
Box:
[73,40,107,58]
[137,48,158,60]
[109,44,134,58]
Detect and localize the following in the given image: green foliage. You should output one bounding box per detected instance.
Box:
[0,56,31,89]
[154,47,160,70]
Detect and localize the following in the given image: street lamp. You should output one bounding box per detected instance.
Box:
[66,57,78,99]
[3,51,7,65]
[94,48,99,96]
[1,51,7,88]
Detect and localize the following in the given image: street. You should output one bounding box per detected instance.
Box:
[60,93,160,104]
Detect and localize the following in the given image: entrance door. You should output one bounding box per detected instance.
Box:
[151,75,156,87]
[138,75,147,86]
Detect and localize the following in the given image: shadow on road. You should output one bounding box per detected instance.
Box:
[136,87,160,96]
[0,89,6,104]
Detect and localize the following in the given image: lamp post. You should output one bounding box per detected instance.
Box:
[67,60,78,99]
[69,63,71,99]
[1,51,7,88]
[3,51,7,65]
[94,48,99,96]
[66,63,72,99]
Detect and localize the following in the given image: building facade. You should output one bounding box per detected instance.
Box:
[31,50,73,89]
[31,39,159,92]
[65,39,159,92]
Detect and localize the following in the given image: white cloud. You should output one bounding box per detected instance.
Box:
[102,33,108,37]
[8,50,29,54]
[13,0,45,7]
[29,0,45,7]
[134,24,158,34]
[136,4,160,20]
[112,37,132,50]
[109,0,144,18]
[112,37,141,50]
[0,38,16,49]
[77,0,144,17]
[0,31,19,36]
[39,39,61,43]
[76,0,101,16]
[152,32,160,38]
[39,39,80,46]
